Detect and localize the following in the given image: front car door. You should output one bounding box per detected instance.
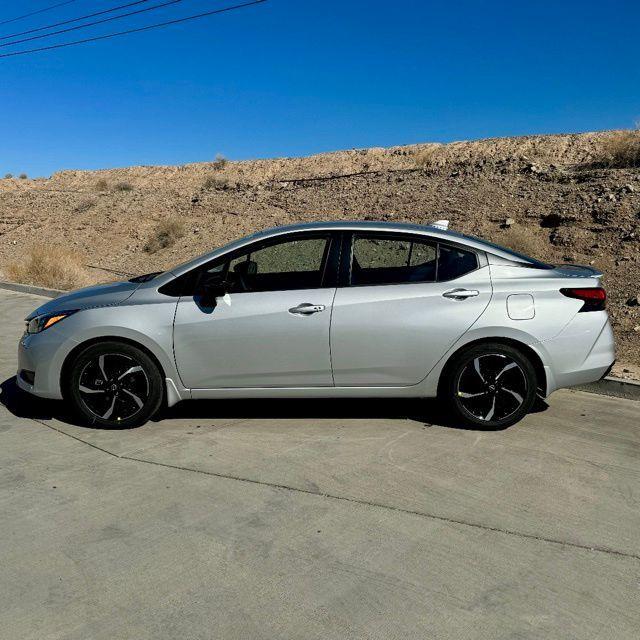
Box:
[173,232,338,389]
[330,232,492,386]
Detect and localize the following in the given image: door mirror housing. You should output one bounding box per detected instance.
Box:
[197,272,227,306]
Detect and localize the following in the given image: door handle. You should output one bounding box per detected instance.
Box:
[289,303,326,315]
[442,288,480,300]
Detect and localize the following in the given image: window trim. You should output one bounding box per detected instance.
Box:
[160,231,341,297]
[341,231,482,288]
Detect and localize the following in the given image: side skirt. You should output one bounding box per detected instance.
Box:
[190,385,433,400]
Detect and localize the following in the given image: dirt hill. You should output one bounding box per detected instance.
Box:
[1,130,639,375]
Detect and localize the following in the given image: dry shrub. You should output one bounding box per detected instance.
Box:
[74,198,95,213]
[498,226,545,259]
[598,129,640,168]
[202,175,228,190]
[6,245,90,290]
[144,218,185,253]
[212,153,228,171]
[414,145,443,169]
[95,178,109,191]
[4,173,13,179]
[18,173,28,180]
[114,181,133,192]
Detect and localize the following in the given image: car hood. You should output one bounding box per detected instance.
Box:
[25,280,141,320]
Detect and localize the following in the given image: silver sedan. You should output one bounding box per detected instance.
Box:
[17,221,615,428]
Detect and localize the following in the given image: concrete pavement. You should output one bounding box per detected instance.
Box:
[1,289,639,639]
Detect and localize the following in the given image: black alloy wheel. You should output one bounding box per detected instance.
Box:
[445,343,537,429]
[66,342,163,428]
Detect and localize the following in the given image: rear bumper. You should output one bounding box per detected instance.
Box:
[537,313,615,395]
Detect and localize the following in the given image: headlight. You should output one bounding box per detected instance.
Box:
[25,310,78,334]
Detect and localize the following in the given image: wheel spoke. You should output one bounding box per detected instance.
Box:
[501,387,524,404]
[122,389,144,409]
[458,390,489,398]
[495,361,517,381]
[484,396,496,421]
[473,357,486,383]
[118,365,143,380]
[79,385,106,394]
[101,395,117,420]
[98,354,108,381]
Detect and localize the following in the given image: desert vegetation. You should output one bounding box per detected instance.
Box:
[202,175,228,190]
[6,245,89,290]
[212,153,228,171]
[414,145,443,169]
[74,198,96,214]
[114,181,134,192]
[597,128,640,168]
[143,218,185,253]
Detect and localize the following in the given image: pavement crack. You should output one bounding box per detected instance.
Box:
[35,418,640,563]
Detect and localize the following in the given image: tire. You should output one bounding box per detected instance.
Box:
[442,342,537,429]
[65,341,164,428]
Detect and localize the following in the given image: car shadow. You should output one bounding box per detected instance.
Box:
[0,375,549,432]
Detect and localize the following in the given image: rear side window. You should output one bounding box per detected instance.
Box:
[437,244,478,281]
[351,235,437,285]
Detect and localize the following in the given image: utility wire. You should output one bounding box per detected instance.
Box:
[0,1,80,27]
[1,0,153,41]
[0,0,267,58]
[1,0,187,48]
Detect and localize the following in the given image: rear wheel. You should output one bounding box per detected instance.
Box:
[65,341,163,428]
[443,343,537,429]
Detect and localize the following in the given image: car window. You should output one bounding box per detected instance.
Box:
[351,235,437,286]
[227,236,331,293]
[437,244,478,281]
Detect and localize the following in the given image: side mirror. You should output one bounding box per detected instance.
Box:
[197,272,227,307]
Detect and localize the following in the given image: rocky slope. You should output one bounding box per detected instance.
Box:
[1,131,639,372]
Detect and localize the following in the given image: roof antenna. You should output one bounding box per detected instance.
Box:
[431,219,449,230]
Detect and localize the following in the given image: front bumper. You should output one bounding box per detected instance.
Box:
[17,330,70,400]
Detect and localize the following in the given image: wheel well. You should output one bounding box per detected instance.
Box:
[438,337,547,395]
[60,336,167,399]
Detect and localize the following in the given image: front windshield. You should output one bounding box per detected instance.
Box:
[128,271,163,283]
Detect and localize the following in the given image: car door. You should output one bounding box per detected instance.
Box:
[173,232,338,389]
[330,232,492,386]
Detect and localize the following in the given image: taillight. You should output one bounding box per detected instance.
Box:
[560,287,606,312]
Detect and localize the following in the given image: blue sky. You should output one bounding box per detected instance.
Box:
[1,0,638,176]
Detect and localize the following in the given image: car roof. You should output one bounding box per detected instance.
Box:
[253,221,532,262]
[160,220,534,282]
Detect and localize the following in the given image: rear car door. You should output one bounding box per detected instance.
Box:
[330,232,492,386]
[173,232,338,389]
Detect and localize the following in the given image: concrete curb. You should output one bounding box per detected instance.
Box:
[1,280,638,401]
[0,281,63,299]
[574,376,640,401]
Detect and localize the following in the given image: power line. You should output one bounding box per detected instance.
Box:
[0,1,80,27]
[1,0,153,41]
[1,0,187,48]
[0,0,268,59]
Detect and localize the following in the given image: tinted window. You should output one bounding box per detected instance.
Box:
[226,236,330,292]
[351,235,437,286]
[437,244,478,280]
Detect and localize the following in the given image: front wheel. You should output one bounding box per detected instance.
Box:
[443,343,537,429]
[65,341,164,428]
